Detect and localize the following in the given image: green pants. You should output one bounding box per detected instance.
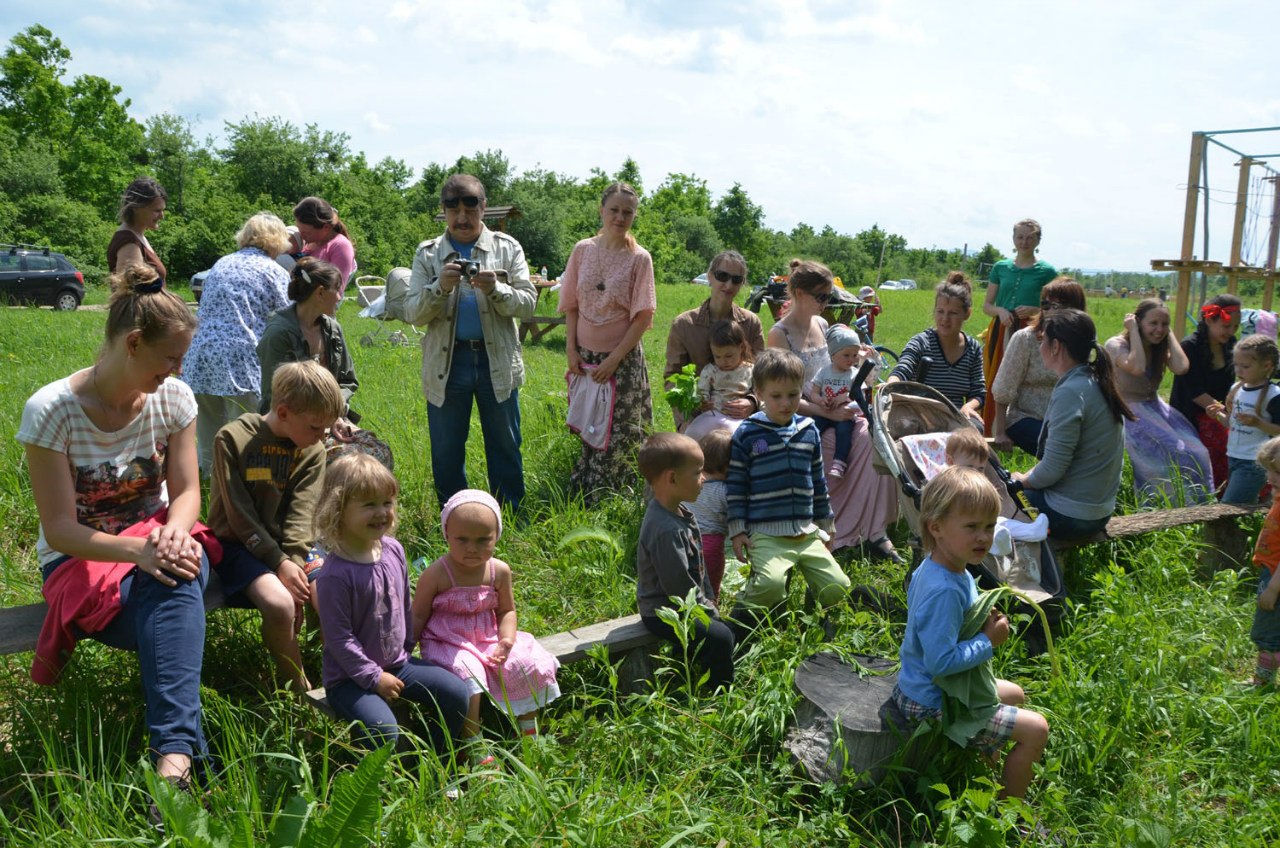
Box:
[736,531,851,611]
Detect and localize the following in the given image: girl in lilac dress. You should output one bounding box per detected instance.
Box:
[411,490,560,760]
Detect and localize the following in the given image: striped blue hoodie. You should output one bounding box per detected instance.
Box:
[726,411,833,539]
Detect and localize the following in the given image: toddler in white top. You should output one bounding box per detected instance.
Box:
[684,320,755,443]
[806,324,865,478]
[1221,334,1280,504]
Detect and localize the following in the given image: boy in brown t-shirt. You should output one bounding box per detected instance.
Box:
[207,360,344,692]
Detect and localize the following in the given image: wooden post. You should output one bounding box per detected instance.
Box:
[1226,158,1254,295]
[1265,176,1280,312]
[1174,133,1207,337]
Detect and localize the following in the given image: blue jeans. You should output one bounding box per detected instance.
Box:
[45,554,211,762]
[1222,456,1268,505]
[813,415,854,466]
[326,659,470,750]
[1006,417,1043,457]
[427,345,524,511]
[1025,488,1109,541]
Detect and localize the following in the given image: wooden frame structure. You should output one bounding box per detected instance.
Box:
[1154,128,1280,336]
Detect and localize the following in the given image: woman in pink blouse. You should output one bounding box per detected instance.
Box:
[293,196,356,295]
[558,182,657,504]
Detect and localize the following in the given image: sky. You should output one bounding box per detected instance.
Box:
[4,0,1279,272]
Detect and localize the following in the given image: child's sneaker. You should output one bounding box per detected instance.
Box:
[829,460,847,478]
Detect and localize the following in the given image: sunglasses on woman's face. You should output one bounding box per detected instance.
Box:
[810,290,834,305]
[713,269,745,285]
[1040,299,1062,310]
[442,195,482,209]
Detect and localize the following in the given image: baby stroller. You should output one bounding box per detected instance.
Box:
[852,375,1066,653]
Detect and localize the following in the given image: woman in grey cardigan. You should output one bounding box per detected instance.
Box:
[1012,309,1133,540]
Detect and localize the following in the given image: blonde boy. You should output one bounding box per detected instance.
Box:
[946,427,991,472]
[207,360,344,692]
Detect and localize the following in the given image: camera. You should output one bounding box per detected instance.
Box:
[449,256,481,279]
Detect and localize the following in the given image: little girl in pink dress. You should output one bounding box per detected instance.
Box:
[411,490,560,759]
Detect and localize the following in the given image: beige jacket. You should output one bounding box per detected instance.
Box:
[403,225,536,405]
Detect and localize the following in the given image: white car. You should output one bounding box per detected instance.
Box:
[879,279,917,291]
[691,273,709,286]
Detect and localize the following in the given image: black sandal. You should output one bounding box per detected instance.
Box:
[866,536,904,565]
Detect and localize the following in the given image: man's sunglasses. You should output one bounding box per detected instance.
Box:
[713,270,745,285]
[442,195,482,209]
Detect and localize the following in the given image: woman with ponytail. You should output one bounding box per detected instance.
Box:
[1170,295,1242,494]
[1012,309,1132,540]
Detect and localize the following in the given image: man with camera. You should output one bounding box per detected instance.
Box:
[403,174,536,512]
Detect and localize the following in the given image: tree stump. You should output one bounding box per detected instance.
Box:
[785,652,935,786]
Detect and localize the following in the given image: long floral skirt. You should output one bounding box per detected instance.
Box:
[571,345,653,505]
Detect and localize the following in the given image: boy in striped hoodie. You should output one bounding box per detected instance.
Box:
[726,348,850,639]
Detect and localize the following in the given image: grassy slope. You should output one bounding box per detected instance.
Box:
[0,285,1276,846]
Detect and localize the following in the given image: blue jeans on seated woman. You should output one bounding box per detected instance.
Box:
[44,552,211,764]
[426,345,524,511]
[1025,488,1109,542]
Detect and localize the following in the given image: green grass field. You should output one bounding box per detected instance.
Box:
[0,283,1277,846]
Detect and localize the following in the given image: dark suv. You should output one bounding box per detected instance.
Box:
[0,244,85,310]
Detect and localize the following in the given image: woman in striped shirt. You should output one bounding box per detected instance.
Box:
[889,272,986,429]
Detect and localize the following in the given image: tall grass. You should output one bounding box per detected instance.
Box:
[1,284,1276,845]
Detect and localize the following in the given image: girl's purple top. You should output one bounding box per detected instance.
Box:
[317,536,410,691]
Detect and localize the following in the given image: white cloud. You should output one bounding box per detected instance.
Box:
[365,111,391,133]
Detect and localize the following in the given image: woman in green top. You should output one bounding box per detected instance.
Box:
[980,219,1057,434]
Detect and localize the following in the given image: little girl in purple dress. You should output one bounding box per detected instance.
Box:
[411,490,560,762]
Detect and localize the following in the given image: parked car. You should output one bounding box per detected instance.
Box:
[691,272,709,286]
[190,269,209,302]
[0,244,84,310]
[878,279,918,291]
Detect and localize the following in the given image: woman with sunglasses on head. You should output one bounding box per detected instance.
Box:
[294,197,356,297]
[664,250,766,430]
[558,182,657,505]
[990,277,1086,455]
[769,259,901,563]
[1170,295,1242,494]
[888,272,986,430]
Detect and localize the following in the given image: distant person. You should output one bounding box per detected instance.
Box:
[1105,299,1213,506]
[980,219,1057,434]
[206,361,345,694]
[855,285,882,341]
[108,177,168,282]
[294,196,356,295]
[559,182,656,505]
[1171,295,1241,493]
[894,467,1049,800]
[636,432,735,690]
[1012,309,1132,540]
[664,250,765,431]
[888,272,985,430]
[403,174,536,511]
[181,212,293,474]
[990,277,1086,455]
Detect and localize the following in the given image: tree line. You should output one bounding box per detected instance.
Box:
[3,23,1030,289]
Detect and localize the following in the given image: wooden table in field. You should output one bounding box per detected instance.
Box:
[520,277,566,343]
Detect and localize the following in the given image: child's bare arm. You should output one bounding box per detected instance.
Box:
[491,562,518,665]
[408,565,440,650]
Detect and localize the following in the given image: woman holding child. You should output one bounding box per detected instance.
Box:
[20,263,210,797]
[768,259,900,562]
[1012,309,1131,540]
[559,182,656,504]
[664,250,766,429]
[1105,298,1213,505]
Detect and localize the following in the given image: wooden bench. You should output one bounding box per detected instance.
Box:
[303,613,660,718]
[1049,501,1267,572]
[519,278,566,344]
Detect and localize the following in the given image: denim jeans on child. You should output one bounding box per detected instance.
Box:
[1222,456,1268,505]
[327,658,470,750]
[426,345,524,511]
